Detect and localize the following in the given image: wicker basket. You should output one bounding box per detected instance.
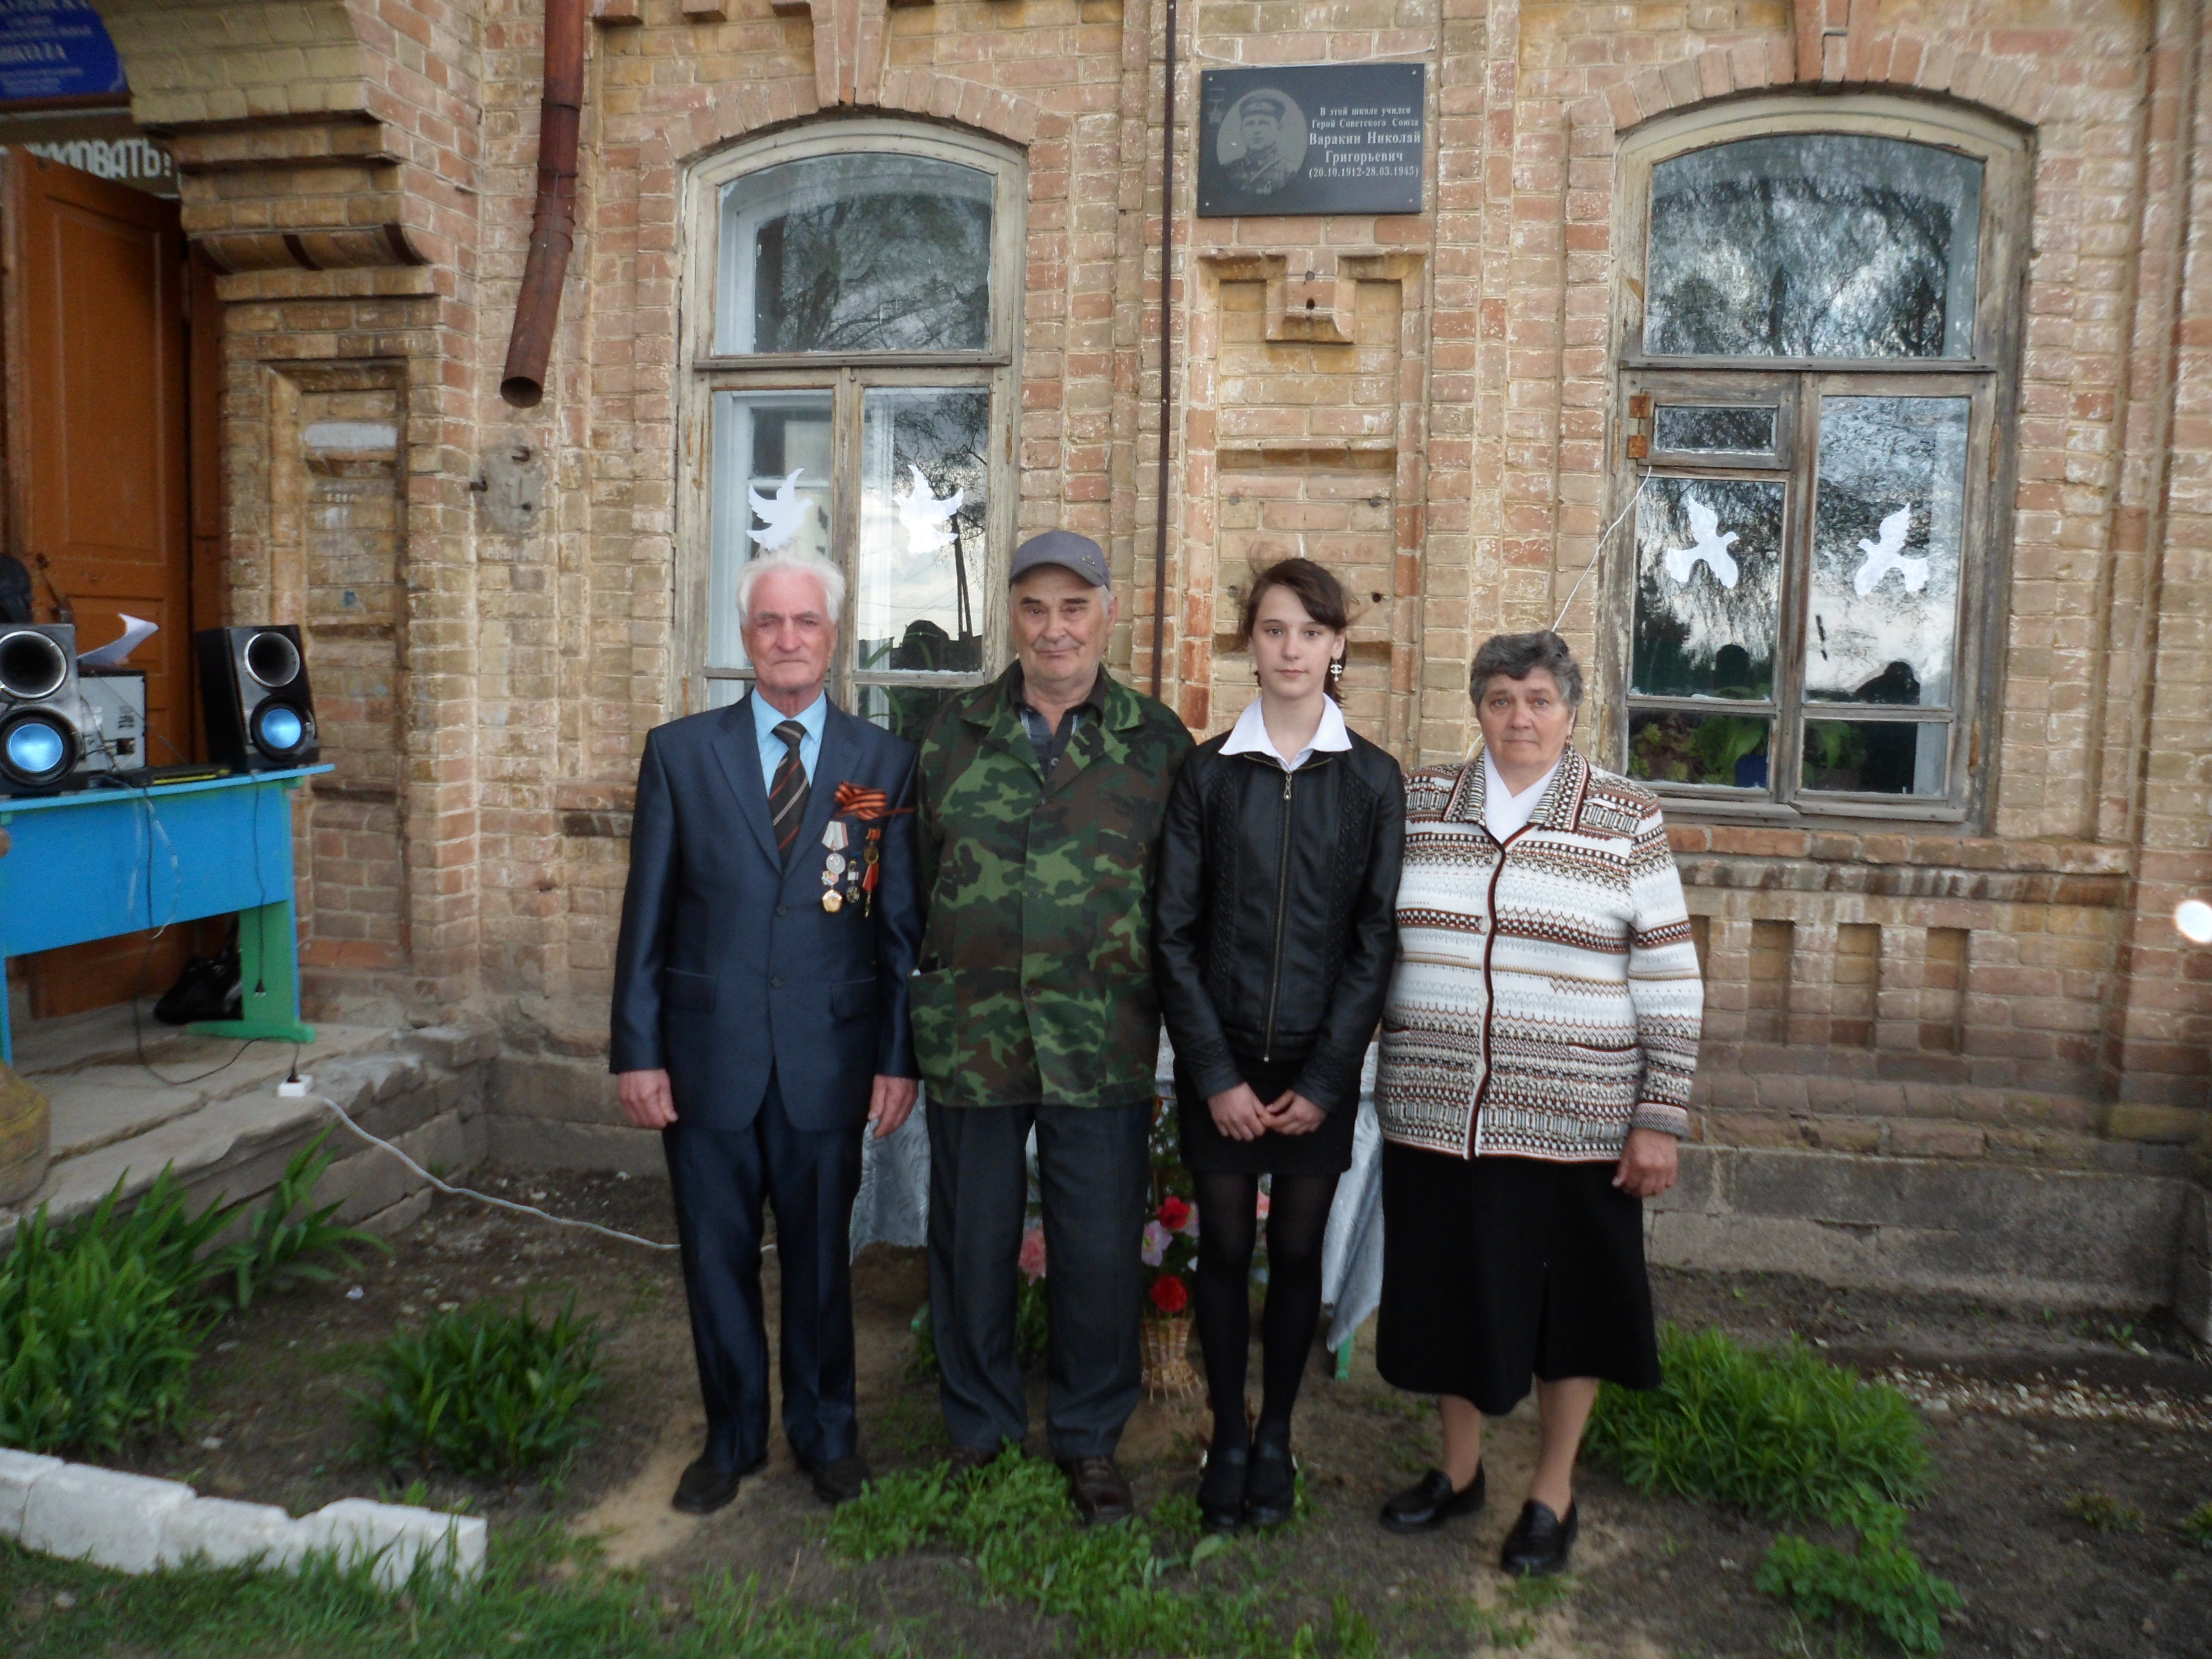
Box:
[1140,1313,1202,1400]
[0,1063,49,1208]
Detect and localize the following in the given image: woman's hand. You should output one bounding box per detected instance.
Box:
[1207,1083,1272,1141]
[1261,1090,1328,1136]
[1612,1126,1678,1198]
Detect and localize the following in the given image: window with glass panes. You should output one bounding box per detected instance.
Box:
[679,126,1023,742]
[1609,103,2024,818]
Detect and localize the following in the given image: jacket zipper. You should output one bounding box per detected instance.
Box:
[1262,764,1295,1060]
[1466,822,1522,1156]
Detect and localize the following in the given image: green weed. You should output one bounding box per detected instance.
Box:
[0,1524,881,1658]
[2182,1501,2212,1549]
[210,1131,387,1310]
[1756,1505,1962,1657]
[355,1295,606,1479]
[2062,1489,2144,1534]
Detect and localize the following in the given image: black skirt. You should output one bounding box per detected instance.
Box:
[1174,1049,1357,1177]
[1375,1142,1661,1416]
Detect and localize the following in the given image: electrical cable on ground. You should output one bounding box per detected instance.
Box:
[317,1090,684,1252]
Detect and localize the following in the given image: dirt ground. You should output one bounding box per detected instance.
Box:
[88,1166,2212,1657]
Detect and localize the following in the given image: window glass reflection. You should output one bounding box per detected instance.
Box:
[717,154,994,354]
[1647,135,1982,359]
[1801,719,1949,795]
[1653,404,1777,455]
[1631,477,1784,699]
[1806,396,1968,709]
[858,389,989,679]
[1628,711,1772,790]
[710,391,835,671]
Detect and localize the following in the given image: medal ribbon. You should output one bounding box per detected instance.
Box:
[832,782,913,820]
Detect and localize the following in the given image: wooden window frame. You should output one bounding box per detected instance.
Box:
[1602,95,2030,827]
[675,121,1027,718]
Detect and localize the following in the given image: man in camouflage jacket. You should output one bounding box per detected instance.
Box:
[913,530,1194,1524]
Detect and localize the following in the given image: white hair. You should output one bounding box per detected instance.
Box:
[737,549,845,629]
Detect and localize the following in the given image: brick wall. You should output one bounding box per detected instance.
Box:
[90,0,2212,1187]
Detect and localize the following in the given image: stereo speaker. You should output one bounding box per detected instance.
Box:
[0,623,84,794]
[197,625,320,772]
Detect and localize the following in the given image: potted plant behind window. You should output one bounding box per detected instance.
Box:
[1141,1094,1203,1399]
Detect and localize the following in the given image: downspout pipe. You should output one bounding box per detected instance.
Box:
[1149,0,1178,698]
[500,0,588,408]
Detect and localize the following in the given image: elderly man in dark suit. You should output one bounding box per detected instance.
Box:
[611,547,922,1513]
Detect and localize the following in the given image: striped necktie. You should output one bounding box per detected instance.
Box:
[768,719,809,866]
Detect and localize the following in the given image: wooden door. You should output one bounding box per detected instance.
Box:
[5,153,195,1017]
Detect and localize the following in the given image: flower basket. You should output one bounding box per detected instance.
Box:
[1141,1311,1201,1400]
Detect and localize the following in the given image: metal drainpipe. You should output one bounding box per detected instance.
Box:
[1149,0,1179,698]
[500,0,588,409]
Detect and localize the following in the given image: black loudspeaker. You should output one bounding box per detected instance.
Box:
[0,623,83,794]
[197,625,320,771]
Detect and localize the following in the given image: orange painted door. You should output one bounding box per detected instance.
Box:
[7,153,195,1017]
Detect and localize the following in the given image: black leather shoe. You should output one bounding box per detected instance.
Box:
[1243,1431,1296,1528]
[1379,1465,1486,1533]
[1499,1498,1578,1576]
[797,1452,871,1506]
[1197,1441,1248,1534]
[1060,1456,1135,1526]
[672,1450,765,1515]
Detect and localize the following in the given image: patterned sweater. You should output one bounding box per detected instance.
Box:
[1377,746,1703,1161]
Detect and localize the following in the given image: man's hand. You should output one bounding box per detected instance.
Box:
[616,1068,677,1130]
[1260,1090,1327,1136]
[1207,1082,1270,1142]
[869,1075,920,1139]
[1612,1125,1678,1198]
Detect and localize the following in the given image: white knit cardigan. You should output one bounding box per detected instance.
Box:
[1377,746,1704,1161]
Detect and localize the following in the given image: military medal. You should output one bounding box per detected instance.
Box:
[823,889,844,913]
[822,821,849,853]
[824,852,846,877]
[861,829,882,918]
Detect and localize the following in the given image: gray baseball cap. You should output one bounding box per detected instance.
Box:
[1008,530,1111,589]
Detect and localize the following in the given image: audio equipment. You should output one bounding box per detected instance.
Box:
[196,625,320,772]
[75,668,147,776]
[0,623,85,794]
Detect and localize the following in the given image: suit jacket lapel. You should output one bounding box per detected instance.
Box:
[712,696,784,871]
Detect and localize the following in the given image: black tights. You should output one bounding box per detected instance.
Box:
[1192,1171,1338,1448]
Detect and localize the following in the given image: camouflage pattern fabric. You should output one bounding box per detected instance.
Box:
[913,665,1195,1109]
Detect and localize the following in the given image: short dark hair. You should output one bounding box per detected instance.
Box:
[1239,559,1352,703]
[1470,631,1583,708]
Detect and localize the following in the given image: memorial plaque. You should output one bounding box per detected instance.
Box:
[1195,63,1424,219]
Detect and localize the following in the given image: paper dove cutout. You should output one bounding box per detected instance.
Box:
[894,463,964,558]
[1850,504,1928,597]
[1662,495,1741,589]
[77,613,158,670]
[747,469,811,551]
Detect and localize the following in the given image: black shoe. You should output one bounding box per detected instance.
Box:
[1379,1465,1486,1533]
[672,1450,766,1515]
[1244,1429,1296,1528]
[1499,1498,1578,1577]
[1060,1456,1135,1526]
[797,1452,871,1506]
[1198,1440,1248,1534]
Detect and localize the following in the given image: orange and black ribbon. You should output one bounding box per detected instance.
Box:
[832,782,913,821]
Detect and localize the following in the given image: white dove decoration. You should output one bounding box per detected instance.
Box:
[894,463,964,558]
[1851,504,1928,597]
[1662,495,1741,589]
[747,469,810,551]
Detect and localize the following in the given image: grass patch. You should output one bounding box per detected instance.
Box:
[0,1134,381,1456]
[0,1524,881,1658]
[2061,1489,2144,1534]
[824,1451,1354,1656]
[2183,1501,2212,1549]
[355,1295,606,1479]
[1587,1326,1958,1654]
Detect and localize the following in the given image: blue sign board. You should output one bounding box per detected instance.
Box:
[0,1,125,104]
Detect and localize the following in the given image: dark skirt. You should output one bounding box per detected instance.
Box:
[1174,1049,1357,1177]
[1375,1142,1661,1416]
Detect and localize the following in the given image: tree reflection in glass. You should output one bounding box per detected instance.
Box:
[858,389,989,718]
[1631,477,1784,699]
[1646,135,1981,360]
[717,155,993,354]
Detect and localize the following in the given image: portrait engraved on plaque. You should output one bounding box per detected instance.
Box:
[1196,63,1424,219]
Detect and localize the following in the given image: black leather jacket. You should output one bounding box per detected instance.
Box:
[1153,725,1405,1114]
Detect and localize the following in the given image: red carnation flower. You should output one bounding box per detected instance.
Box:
[1157,1195,1194,1232]
[1149,1274,1189,1315]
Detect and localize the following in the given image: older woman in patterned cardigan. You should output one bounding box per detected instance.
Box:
[1372,631,1703,1577]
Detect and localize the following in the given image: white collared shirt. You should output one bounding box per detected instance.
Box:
[750,688,827,790]
[1482,749,1559,843]
[1219,696,1353,771]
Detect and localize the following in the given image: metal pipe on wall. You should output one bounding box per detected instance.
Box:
[1149,0,1179,698]
[500,0,588,409]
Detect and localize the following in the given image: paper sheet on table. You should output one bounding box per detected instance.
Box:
[77,613,158,669]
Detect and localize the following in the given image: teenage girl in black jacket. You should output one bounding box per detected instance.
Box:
[1153,558,1405,1532]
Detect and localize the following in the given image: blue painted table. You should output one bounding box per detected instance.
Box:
[0,766,331,1065]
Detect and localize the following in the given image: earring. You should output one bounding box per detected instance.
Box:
[1328,660,1344,685]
